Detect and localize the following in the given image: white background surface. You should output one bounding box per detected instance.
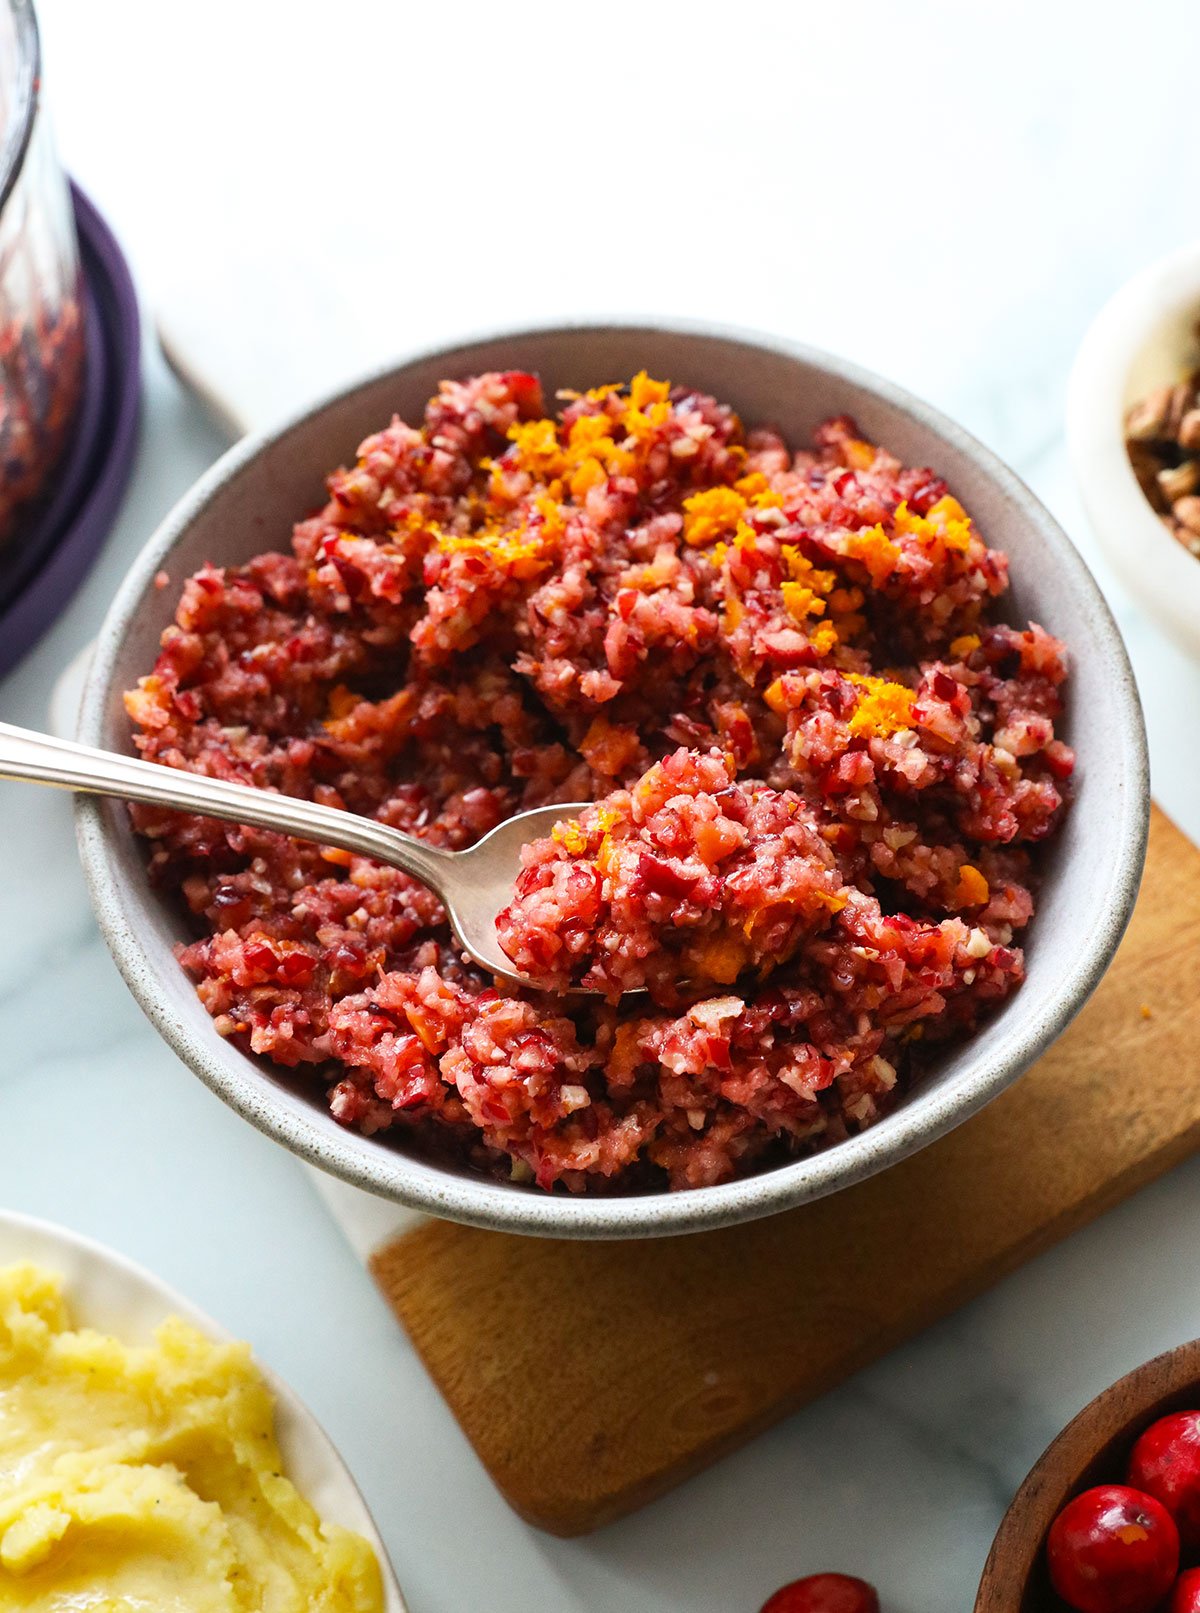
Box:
[4,3,1200,1609]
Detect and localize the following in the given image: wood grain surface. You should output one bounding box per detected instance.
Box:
[372,806,1200,1537]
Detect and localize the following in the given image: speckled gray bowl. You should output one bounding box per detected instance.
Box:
[76,321,1149,1240]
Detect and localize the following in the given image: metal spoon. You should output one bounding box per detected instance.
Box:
[0,720,586,987]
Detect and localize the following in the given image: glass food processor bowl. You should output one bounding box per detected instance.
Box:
[0,0,82,555]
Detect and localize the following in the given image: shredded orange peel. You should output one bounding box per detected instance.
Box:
[847,674,917,739]
[952,863,990,906]
[499,372,682,504]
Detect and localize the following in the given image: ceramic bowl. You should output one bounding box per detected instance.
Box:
[975,1339,1200,1610]
[0,1209,406,1611]
[1067,239,1200,659]
[76,320,1149,1239]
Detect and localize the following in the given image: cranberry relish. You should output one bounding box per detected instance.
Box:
[125,371,1072,1193]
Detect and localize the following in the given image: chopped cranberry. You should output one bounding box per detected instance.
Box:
[668,714,710,746]
[244,940,278,972]
[330,554,367,598]
[328,942,368,974]
[561,864,603,916]
[499,369,543,416]
[931,670,959,702]
[1128,1412,1200,1551]
[1169,1568,1200,1612]
[278,951,316,984]
[482,1095,511,1126]
[1045,738,1077,779]
[634,852,696,900]
[701,1033,732,1071]
[759,1573,879,1613]
[904,474,947,514]
[1046,1485,1179,1613]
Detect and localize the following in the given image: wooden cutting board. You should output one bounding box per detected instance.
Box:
[371,805,1200,1537]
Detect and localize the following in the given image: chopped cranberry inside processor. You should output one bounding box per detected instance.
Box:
[125,370,1072,1194]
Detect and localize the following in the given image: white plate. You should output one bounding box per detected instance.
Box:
[0,1209,407,1612]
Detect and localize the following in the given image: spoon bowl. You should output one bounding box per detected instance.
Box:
[441,802,586,981]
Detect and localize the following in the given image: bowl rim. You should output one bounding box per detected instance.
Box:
[1066,238,1200,656]
[0,1206,407,1610]
[974,1336,1200,1611]
[76,316,1150,1239]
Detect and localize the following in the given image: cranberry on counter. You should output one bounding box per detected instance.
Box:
[1128,1412,1200,1550]
[1169,1568,1200,1612]
[759,1574,880,1613]
[1047,1485,1179,1613]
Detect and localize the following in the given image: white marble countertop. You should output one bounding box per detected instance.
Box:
[5,4,1200,1609]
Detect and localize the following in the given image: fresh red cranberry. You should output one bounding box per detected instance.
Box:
[1128,1412,1200,1551]
[1170,1569,1200,1612]
[759,1573,880,1613]
[1047,1485,1179,1613]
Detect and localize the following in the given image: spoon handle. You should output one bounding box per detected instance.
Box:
[0,721,454,892]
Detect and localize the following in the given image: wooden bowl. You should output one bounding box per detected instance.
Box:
[975,1340,1200,1611]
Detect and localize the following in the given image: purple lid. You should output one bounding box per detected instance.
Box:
[0,182,141,678]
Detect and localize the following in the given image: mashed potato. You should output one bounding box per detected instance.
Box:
[0,1263,383,1612]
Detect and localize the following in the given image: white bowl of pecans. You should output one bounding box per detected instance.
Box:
[1067,240,1200,658]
